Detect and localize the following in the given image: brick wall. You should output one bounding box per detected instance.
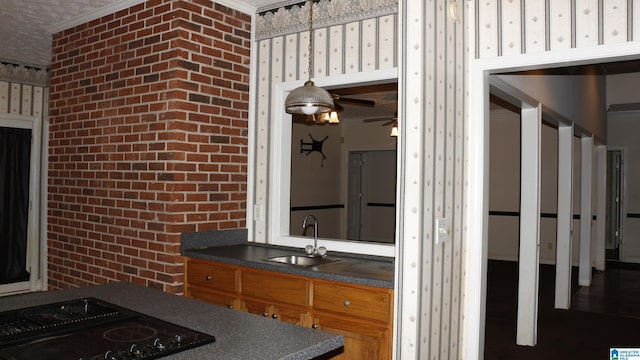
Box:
[48,0,250,293]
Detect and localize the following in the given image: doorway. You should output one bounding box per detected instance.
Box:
[0,117,43,296]
[347,150,396,243]
[606,149,624,261]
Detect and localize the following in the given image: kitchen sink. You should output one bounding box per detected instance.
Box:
[265,255,338,267]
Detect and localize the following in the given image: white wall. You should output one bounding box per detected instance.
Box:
[495,74,607,141]
[607,73,640,107]
[488,108,583,264]
[607,112,640,262]
[290,122,343,238]
[289,116,397,240]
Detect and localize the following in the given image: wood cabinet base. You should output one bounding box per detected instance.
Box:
[184,257,393,360]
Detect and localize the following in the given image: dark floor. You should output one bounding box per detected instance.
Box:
[484,260,640,359]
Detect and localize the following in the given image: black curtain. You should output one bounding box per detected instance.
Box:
[0,126,32,284]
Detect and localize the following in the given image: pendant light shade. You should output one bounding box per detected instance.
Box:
[284,1,334,116]
[285,80,334,115]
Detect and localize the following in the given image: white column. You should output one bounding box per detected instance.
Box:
[579,137,594,286]
[595,145,607,271]
[517,104,541,346]
[555,125,573,309]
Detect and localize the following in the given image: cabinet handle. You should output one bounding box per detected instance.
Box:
[228,305,234,309]
[263,312,269,317]
[343,300,351,307]
[312,324,318,329]
[205,275,212,280]
[272,314,279,319]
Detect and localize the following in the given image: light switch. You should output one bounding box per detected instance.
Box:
[436,218,448,244]
[253,204,263,222]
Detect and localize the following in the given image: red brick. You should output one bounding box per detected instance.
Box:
[48,0,249,292]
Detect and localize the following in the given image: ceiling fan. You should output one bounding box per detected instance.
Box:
[291,93,376,124]
[331,93,375,112]
[363,112,398,126]
[363,112,399,136]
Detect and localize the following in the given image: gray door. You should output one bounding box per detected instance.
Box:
[347,150,396,243]
[606,150,623,260]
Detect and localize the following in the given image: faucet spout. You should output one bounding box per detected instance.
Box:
[302,214,319,256]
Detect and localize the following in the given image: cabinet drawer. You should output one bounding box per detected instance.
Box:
[313,283,391,323]
[187,259,237,293]
[241,270,309,306]
[187,286,238,309]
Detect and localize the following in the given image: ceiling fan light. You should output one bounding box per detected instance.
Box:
[317,112,330,123]
[285,80,334,115]
[390,124,398,137]
[328,111,339,124]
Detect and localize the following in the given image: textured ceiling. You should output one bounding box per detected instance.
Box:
[0,0,287,68]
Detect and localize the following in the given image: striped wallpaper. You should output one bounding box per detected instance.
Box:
[476,0,640,58]
[251,7,398,243]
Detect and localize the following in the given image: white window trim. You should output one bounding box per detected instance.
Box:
[0,114,44,296]
[268,68,398,257]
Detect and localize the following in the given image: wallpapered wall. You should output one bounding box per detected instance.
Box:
[251,1,398,242]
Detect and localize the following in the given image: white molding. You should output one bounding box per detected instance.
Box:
[516,104,541,346]
[595,145,607,271]
[246,14,258,242]
[466,38,640,360]
[555,124,574,309]
[0,115,44,295]
[579,136,593,286]
[46,0,257,35]
[216,0,257,14]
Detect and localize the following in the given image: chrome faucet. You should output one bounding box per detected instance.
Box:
[302,214,325,257]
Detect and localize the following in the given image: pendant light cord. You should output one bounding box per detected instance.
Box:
[307,0,313,81]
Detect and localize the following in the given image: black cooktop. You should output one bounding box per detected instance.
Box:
[0,298,215,360]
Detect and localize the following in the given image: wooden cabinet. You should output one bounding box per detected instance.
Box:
[311,314,389,360]
[240,270,311,326]
[312,282,392,359]
[184,257,393,359]
[184,258,239,309]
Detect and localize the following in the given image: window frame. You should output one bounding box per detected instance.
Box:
[267,68,398,257]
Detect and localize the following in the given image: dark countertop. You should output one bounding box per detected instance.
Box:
[0,282,343,360]
[182,243,394,289]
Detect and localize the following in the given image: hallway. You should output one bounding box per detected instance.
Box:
[484,261,640,359]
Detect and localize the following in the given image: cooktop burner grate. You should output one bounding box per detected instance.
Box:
[0,298,134,347]
[0,298,215,360]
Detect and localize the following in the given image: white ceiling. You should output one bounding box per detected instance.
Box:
[0,0,288,68]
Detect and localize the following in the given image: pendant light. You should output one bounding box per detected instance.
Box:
[285,1,334,116]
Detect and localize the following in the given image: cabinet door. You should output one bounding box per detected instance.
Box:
[312,314,390,360]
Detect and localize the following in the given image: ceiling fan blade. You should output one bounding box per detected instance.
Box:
[363,117,392,123]
[337,97,376,107]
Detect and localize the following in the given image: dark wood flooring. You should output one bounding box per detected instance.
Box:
[484,260,640,359]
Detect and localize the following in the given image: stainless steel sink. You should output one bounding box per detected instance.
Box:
[265,255,338,267]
